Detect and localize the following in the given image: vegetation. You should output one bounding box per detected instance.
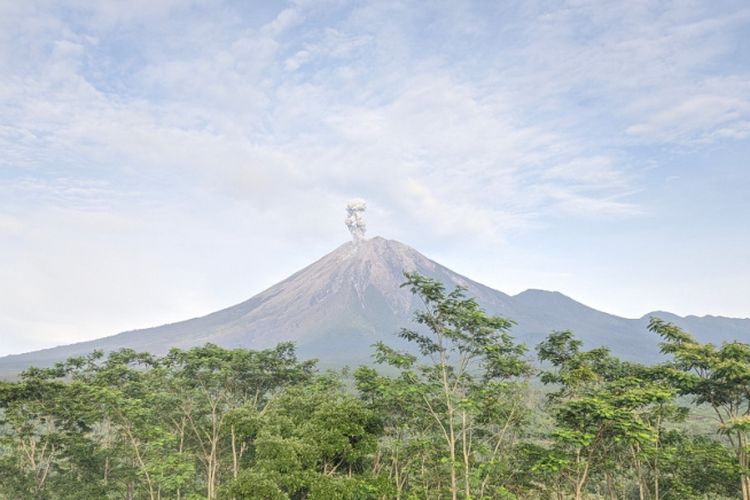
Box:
[0,272,747,499]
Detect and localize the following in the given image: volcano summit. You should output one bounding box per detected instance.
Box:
[1,221,749,376]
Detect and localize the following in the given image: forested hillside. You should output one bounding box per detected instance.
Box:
[1,274,748,499]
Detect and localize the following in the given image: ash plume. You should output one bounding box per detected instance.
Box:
[345,199,367,242]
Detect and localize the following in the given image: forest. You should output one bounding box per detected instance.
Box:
[1,273,749,499]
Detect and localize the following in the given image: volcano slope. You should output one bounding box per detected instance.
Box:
[1,237,748,376]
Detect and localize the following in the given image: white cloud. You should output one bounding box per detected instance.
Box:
[544,157,626,187]
[627,91,750,142]
[3,0,747,229]
[0,0,748,354]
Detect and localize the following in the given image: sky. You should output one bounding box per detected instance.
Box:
[1,0,749,356]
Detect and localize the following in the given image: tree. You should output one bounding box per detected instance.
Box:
[656,431,740,498]
[357,272,530,499]
[226,375,384,499]
[0,343,318,499]
[537,330,677,500]
[649,317,750,499]
[0,374,71,497]
[161,342,316,499]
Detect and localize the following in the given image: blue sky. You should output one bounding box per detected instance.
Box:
[1,0,749,355]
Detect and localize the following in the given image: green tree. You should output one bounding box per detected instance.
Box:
[537,330,676,500]
[656,431,740,499]
[161,342,316,499]
[0,374,71,497]
[358,272,530,499]
[0,343,317,499]
[225,375,384,499]
[650,317,750,499]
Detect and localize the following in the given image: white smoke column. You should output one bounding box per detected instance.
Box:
[345,199,367,242]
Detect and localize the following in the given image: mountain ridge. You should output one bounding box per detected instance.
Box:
[1,236,748,376]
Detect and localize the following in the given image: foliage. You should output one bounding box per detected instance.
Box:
[0,275,747,499]
[356,272,531,499]
[649,317,750,499]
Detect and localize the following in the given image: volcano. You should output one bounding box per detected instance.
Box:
[1,236,749,376]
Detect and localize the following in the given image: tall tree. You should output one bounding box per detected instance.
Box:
[358,272,530,499]
[161,342,316,499]
[537,330,676,500]
[650,317,750,499]
[226,375,384,499]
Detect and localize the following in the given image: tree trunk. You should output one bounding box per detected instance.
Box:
[461,410,471,500]
[737,433,749,500]
[231,424,239,480]
[631,445,648,500]
[605,472,616,500]
[575,447,591,500]
[438,337,458,500]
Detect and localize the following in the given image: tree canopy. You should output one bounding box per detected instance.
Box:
[0,273,746,499]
